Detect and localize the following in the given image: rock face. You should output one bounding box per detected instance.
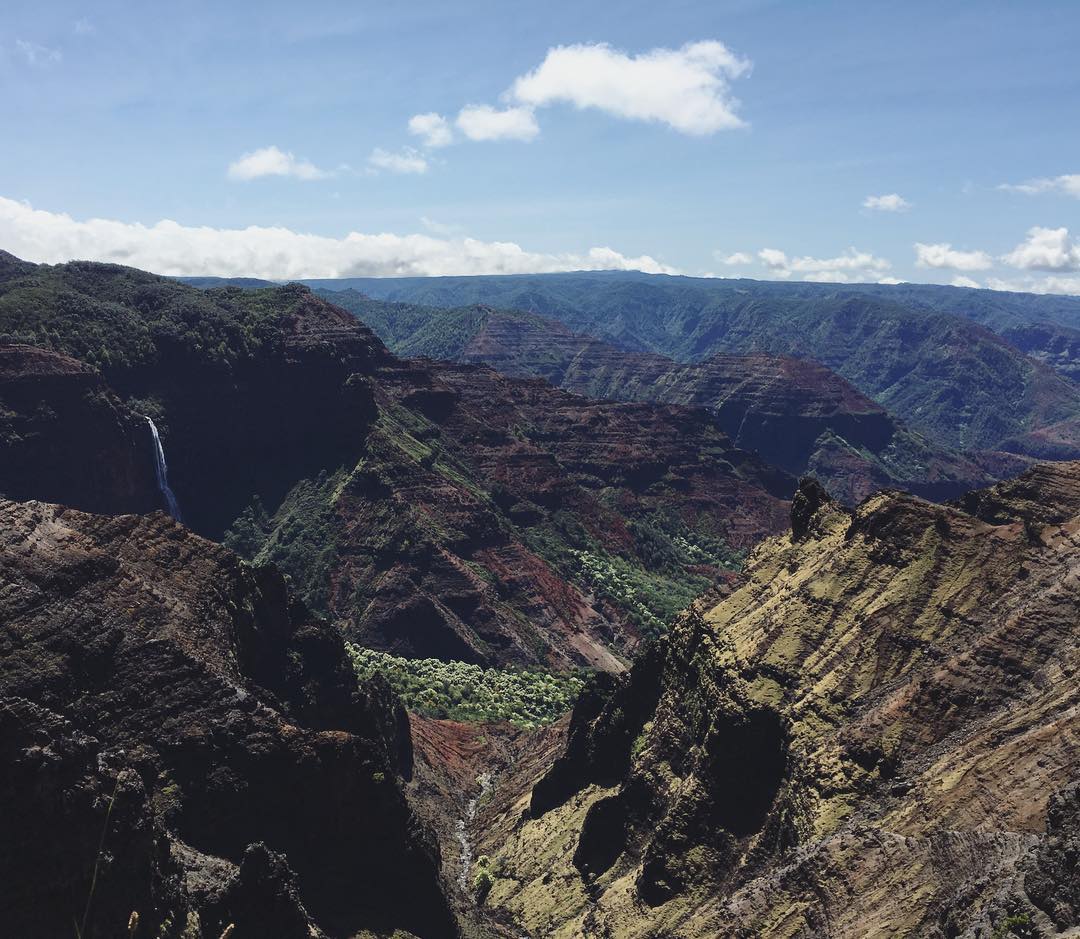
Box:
[0,344,160,514]
[0,256,796,671]
[320,297,993,505]
[477,463,1080,938]
[324,357,793,668]
[467,313,990,505]
[0,499,457,939]
[0,260,386,538]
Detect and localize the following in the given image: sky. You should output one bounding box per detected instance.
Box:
[2,0,1079,292]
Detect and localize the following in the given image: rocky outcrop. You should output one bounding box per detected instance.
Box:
[0,499,457,939]
[0,344,160,514]
[478,462,1080,937]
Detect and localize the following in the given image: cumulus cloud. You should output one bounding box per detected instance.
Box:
[456,105,539,142]
[368,147,428,175]
[718,251,754,265]
[0,195,679,280]
[998,175,1080,199]
[408,112,453,148]
[509,40,750,135]
[15,39,62,67]
[758,246,892,283]
[951,275,980,288]
[862,193,910,212]
[1001,226,1080,272]
[914,242,993,271]
[227,145,328,181]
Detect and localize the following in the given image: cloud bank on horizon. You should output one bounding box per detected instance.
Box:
[0,195,679,279]
[3,194,1078,294]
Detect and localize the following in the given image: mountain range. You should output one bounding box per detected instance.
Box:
[304,272,1080,461]
[319,292,996,505]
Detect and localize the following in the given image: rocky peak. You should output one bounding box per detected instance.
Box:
[789,475,836,539]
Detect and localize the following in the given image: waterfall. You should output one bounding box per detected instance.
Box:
[146,417,182,521]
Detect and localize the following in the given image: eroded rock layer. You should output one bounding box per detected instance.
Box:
[477,463,1080,938]
[0,499,457,939]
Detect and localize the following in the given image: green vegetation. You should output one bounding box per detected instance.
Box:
[347,645,585,727]
[523,508,741,640]
[0,259,312,388]
[472,855,495,902]
[989,913,1033,939]
[225,469,344,615]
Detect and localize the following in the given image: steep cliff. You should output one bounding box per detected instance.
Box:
[476,463,1080,937]
[322,273,1080,458]
[238,356,792,669]
[459,308,989,504]
[0,344,161,514]
[0,498,457,939]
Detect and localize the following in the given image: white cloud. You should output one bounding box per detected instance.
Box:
[74,18,95,35]
[408,112,453,148]
[758,246,892,283]
[368,147,428,175]
[986,275,1080,296]
[15,39,62,67]
[951,275,980,288]
[456,105,539,142]
[719,251,754,265]
[509,40,750,135]
[862,193,910,212]
[998,175,1080,199]
[1001,226,1080,272]
[0,195,680,279]
[914,242,993,271]
[227,145,328,181]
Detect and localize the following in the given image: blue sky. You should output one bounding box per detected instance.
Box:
[2,0,1079,290]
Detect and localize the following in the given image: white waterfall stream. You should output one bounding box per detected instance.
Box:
[146,417,182,521]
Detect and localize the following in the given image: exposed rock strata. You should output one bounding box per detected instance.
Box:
[478,464,1080,937]
[0,499,457,939]
[435,307,990,504]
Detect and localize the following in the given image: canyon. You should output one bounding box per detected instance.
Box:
[1,255,1078,939]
